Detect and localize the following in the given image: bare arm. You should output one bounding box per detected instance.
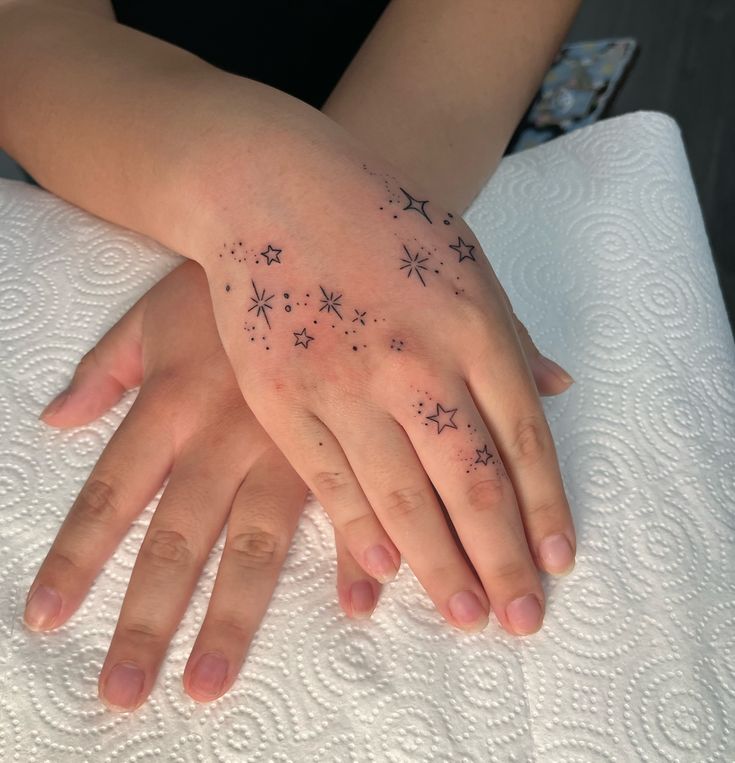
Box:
[324,0,581,211]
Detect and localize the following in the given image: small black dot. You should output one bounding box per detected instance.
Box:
[352,346,358,351]
[318,442,323,446]
[443,220,450,226]
[313,320,318,324]
[393,215,398,219]
[285,305,292,312]
[283,292,290,299]
[225,284,231,292]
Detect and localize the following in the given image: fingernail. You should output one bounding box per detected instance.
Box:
[448,590,488,632]
[506,594,543,635]
[538,355,574,385]
[23,585,62,630]
[190,652,228,699]
[539,533,575,575]
[364,545,398,583]
[40,390,70,419]
[102,662,145,710]
[349,580,376,619]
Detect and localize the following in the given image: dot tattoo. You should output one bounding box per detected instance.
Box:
[400,245,430,286]
[293,328,315,349]
[319,286,343,319]
[449,236,476,263]
[248,280,274,329]
[400,187,432,224]
[426,403,459,434]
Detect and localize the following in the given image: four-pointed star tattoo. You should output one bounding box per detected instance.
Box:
[449,236,476,263]
[260,244,282,265]
[475,444,492,465]
[400,187,432,224]
[248,280,274,328]
[352,309,367,325]
[319,286,343,319]
[426,403,458,434]
[400,245,430,286]
[293,328,314,348]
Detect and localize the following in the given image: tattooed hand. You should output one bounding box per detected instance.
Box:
[26,262,382,711]
[186,128,577,638]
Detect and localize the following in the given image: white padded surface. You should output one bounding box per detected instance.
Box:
[0,112,733,761]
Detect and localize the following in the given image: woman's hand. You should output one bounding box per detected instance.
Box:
[24,261,381,711]
[187,124,577,638]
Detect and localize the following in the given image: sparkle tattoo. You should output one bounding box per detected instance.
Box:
[400,187,432,224]
[352,309,367,325]
[426,403,458,434]
[248,280,274,329]
[449,236,476,263]
[400,245,430,286]
[319,286,343,319]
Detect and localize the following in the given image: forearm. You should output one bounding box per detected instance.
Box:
[323,0,581,212]
[0,2,328,260]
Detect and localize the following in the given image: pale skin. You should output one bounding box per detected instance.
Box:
[1,0,581,709]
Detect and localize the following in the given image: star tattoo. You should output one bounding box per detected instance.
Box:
[260,244,282,265]
[319,286,343,319]
[352,309,367,325]
[426,403,458,434]
[449,236,476,263]
[293,328,314,348]
[400,245,430,286]
[248,280,274,328]
[475,444,492,465]
[399,187,432,223]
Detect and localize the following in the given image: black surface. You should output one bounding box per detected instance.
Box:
[567,0,735,329]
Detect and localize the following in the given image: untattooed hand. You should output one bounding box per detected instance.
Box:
[189,125,577,637]
[24,262,381,711]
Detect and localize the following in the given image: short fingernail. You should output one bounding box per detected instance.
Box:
[349,580,376,619]
[539,533,575,575]
[538,355,574,385]
[448,590,489,632]
[24,585,62,630]
[506,594,543,635]
[190,652,228,699]
[101,662,145,710]
[40,390,70,419]
[364,545,398,583]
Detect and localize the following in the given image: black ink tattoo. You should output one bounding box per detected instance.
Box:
[293,328,314,348]
[475,444,492,465]
[390,339,405,352]
[248,280,274,329]
[319,286,343,319]
[260,244,282,265]
[426,403,458,434]
[352,309,367,325]
[400,188,432,224]
[400,245,429,286]
[449,236,476,263]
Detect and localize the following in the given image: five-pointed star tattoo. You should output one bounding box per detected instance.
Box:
[352,309,367,325]
[399,187,432,223]
[248,280,274,328]
[260,244,282,265]
[400,245,430,286]
[319,286,343,319]
[426,403,459,434]
[293,327,314,348]
[449,236,476,263]
[475,444,492,465]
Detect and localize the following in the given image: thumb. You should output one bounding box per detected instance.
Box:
[511,314,575,397]
[40,295,147,429]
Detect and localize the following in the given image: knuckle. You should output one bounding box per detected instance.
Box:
[524,498,565,524]
[466,477,506,513]
[228,527,284,570]
[383,487,427,520]
[44,549,81,576]
[119,620,164,647]
[207,615,253,643]
[489,558,534,587]
[71,479,118,527]
[143,529,193,568]
[511,416,549,466]
[312,470,352,498]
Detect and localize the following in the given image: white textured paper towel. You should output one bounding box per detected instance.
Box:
[0,112,733,761]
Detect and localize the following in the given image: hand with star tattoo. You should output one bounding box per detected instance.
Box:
[183,125,577,638]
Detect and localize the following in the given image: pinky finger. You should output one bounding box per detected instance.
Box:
[335,530,382,620]
[183,450,306,703]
